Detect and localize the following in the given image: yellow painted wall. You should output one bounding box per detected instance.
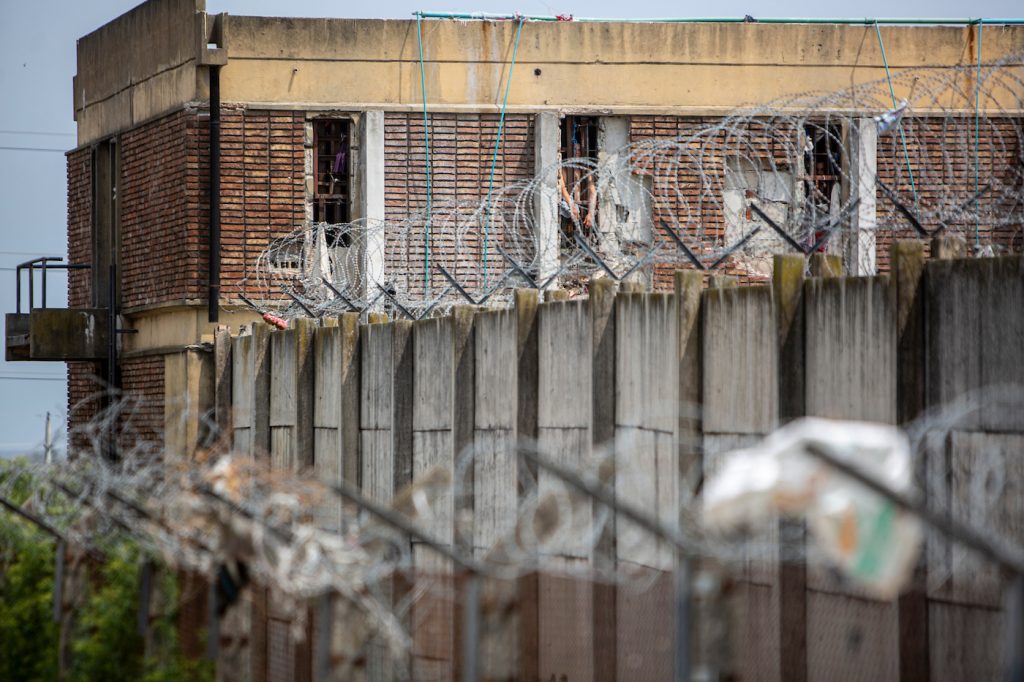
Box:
[70,0,1024,354]
[74,0,1024,146]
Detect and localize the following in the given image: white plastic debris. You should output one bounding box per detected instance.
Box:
[875,100,909,134]
[703,418,921,600]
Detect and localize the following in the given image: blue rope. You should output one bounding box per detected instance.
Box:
[974,19,983,247]
[875,22,919,210]
[416,12,433,295]
[482,17,525,288]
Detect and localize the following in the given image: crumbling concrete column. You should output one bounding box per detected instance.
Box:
[846,118,878,275]
[534,112,560,286]
[597,116,652,280]
[361,110,386,304]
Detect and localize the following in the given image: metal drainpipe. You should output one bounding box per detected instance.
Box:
[208,65,222,323]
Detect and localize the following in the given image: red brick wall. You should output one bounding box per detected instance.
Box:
[875,116,1023,271]
[120,111,195,309]
[66,363,103,457]
[384,112,535,296]
[632,115,1023,282]
[119,356,165,452]
[67,148,92,306]
[66,148,98,455]
[97,107,306,311]
[219,107,306,300]
[630,116,793,287]
[64,107,306,450]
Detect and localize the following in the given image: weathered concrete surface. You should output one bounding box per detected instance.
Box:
[470,307,520,680]
[359,111,386,303]
[804,276,896,423]
[614,293,677,681]
[358,318,412,682]
[78,2,1024,145]
[536,299,594,681]
[313,314,360,531]
[220,19,1024,116]
[702,285,777,434]
[28,308,109,360]
[927,256,1024,432]
[804,275,899,681]
[928,600,1003,682]
[806,594,899,681]
[230,324,270,458]
[409,309,475,682]
[212,253,1024,682]
[163,348,213,461]
[74,0,204,144]
[269,319,314,473]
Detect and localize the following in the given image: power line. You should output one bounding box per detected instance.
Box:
[0,376,66,382]
[0,267,74,272]
[0,129,75,137]
[0,146,66,153]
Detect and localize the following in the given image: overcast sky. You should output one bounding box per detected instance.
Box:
[0,0,1020,458]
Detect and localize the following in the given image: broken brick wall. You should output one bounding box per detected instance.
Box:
[631,116,798,288]
[632,114,1023,284]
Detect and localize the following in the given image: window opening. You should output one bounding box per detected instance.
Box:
[802,122,843,251]
[558,115,599,244]
[313,118,351,246]
[92,139,120,307]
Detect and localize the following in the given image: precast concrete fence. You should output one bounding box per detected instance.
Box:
[182,241,1024,682]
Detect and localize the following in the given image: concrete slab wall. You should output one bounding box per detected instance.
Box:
[614,292,678,681]
[409,309,475,681]
[535,298,596,680]
[803,274,899,682]
[923,256,1024,682]
[701,283,781,682]
[358,318,412,681]
[312,314,360,532]
[471,307,521,679]
[216,251,1024,681]
[266,320,315,682]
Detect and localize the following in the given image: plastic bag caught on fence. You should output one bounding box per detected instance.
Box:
[703,418,921,600]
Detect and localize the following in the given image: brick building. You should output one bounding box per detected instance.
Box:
[0,1,1018,679]
[4,0,1020,453]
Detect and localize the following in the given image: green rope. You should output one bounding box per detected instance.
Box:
[974,19,983,247]
[413,12,1024,25]
[482,17,525,288]
[416,12,433,295]
[875,22,918,210]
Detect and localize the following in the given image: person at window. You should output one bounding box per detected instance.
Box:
[558,144,598,234]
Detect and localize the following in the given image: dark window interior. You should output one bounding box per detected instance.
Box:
[803,122,843,249]
[92,139,119,307]
[313,118,351,246]
[559,115,599,241]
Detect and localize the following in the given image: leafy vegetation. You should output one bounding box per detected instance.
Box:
[0,460,213,682]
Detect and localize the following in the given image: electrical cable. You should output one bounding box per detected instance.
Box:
[482,16,525,288]
[0,146,66,153]
[875,21,919,209]
[416,12,433,296]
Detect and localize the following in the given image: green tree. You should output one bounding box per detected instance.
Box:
[0,520,60,681]
[0,461,212,682]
